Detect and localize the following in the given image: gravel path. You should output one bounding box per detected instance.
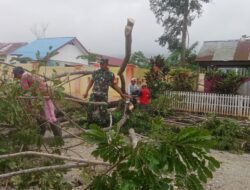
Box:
[206,150,250,190]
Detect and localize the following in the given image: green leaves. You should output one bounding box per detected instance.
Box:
[169,67,198,91]
[84,126,129,164]
[84,123,219,190]
[129,51,150,68]
[175,127,213,148]
[0,68,68,189]
[10,170,72,190]
[149,96,173,117]
[186,174,204,190]
[83,125,108,144]
[150,0,210,54]
[200,116,250,152]
[205,156,220,168]
[205,69,244,94]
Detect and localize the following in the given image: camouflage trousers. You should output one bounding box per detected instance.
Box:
[87,93,109,127]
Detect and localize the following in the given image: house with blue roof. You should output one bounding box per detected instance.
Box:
[11,37,89,66]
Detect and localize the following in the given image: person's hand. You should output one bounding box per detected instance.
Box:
[120,93,126,99]
[121,94,131,99]
[83,92,88,99]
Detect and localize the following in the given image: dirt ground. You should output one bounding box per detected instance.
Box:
[205,150,250,190]
[61,129,250,190]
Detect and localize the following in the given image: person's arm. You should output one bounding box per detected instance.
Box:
[83,79,94,98]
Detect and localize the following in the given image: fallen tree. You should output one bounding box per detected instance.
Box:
[0,18,221,190]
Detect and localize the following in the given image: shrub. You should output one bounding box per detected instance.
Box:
[199,115,250,152]
[149,95,173,117]
[169,67,197,91]
[205,69,244,94]
[144,55,170,98]
[122,109,154,134]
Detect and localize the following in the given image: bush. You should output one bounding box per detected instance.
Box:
[149,95,173,117]
[122,109,154,134]
[205,69,244,94]
[199,115,250,152]
[168,67,197,91]
[145,55,170,98]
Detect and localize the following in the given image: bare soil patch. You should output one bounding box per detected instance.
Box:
[206,150,250,190]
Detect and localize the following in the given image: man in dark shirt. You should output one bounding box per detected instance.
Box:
[83,58,126,127]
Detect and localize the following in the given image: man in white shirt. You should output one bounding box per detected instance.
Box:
[128,78,139,105]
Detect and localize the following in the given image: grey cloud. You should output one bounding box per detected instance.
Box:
[1,0,250,58]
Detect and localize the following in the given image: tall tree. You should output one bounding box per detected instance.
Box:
[167,41,198,66]
[150,0,210,65]
[30,23,49,39]
[130,51,150,68]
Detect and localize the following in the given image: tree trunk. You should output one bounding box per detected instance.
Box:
[118,18,134,93]
[180,0,189,65]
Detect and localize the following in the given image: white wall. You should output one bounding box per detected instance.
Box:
[0,55,16,63]
[50,43,88,65]
[0,56,5,62]
[6,55,16,63]
[238,80,250,95]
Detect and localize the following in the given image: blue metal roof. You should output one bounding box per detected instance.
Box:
[11,37,75,60]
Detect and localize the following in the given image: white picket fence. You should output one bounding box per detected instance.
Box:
[166,91,250,117]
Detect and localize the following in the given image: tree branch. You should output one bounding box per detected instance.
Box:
[0,163,87,179]
[64,98,108,106]
[53,101,86,132]
[117,103,129,132]
[54,74,85,88]
[102,112,113,132]
[117,18,135,93]
[0,151,109,166]
[52,70,93,79]
[0,61,93,81]
[0,61,50,80]
[129,128,138,149]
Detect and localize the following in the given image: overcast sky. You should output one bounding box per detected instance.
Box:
[1,0,250,58]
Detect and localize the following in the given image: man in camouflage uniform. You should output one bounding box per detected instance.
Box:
[83,58,126,127]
